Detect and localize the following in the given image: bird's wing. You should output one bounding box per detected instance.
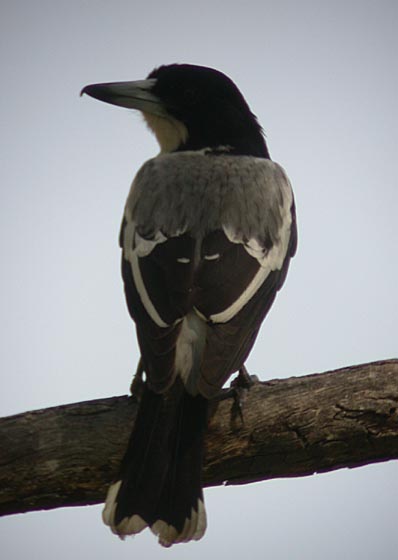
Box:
[120,152,296,395]
[192,156,297,396]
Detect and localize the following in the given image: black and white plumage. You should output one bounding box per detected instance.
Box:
[82,64,297,547]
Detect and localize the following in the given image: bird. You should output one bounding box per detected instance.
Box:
[81,63,297,547]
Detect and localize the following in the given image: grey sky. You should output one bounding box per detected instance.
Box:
[1,0,397,558]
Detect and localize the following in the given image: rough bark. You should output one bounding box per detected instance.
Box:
[0,359,397,517]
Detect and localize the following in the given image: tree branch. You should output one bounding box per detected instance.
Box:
[1,359,397,517]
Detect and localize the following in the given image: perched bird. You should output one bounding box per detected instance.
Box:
[82,64,297,547]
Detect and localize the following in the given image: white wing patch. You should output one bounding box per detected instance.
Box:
[134,230,167,257]
[131,249,169,327]
[122,216,170,327]
[214,185,294,324]
[209,264,269,323]
[204,253,220,261]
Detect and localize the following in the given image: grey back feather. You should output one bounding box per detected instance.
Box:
[124,151,293,252]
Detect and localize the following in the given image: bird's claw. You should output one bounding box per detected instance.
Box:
[130,357,145,399]
[213,365,258,428]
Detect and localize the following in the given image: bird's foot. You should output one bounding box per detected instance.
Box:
[231,365,258,391]
[214,366,259,427]
[229,366,258,425]
[130,357,145,399]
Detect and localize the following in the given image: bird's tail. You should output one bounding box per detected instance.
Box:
[102,379,208,547]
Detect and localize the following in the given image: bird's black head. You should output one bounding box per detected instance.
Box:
[146,64,269,157]
[82,63,269,158]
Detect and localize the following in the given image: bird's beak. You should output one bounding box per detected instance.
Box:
[81,79,166,117]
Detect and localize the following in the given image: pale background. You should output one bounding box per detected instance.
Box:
[1,0,397,558]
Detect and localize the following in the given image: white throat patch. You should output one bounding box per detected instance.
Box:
[143,112,188,153]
